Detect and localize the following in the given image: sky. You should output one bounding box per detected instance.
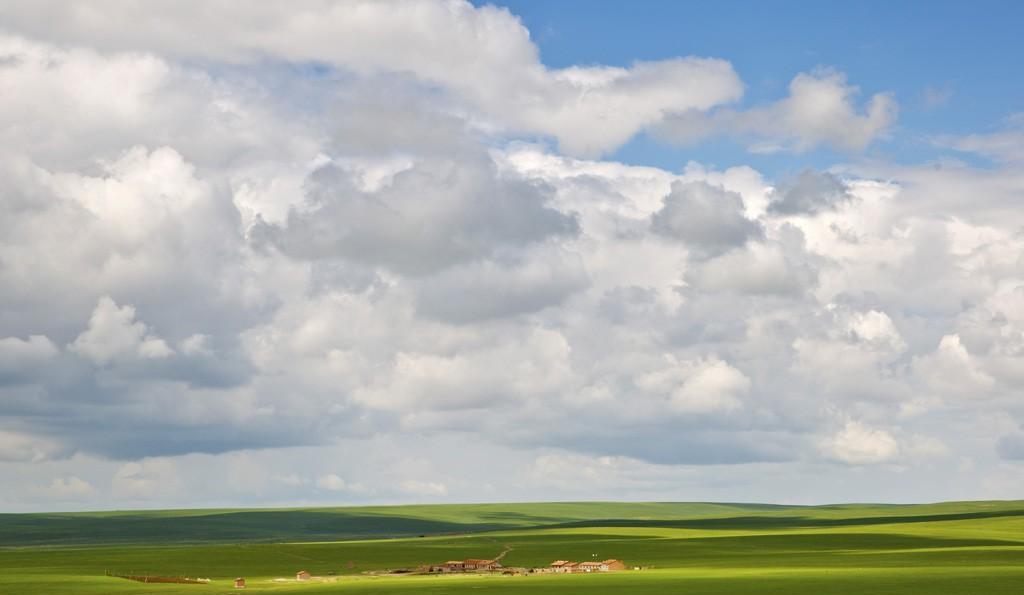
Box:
[1,0,1023,512]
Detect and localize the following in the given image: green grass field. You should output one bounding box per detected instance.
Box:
[1,501,1022,594]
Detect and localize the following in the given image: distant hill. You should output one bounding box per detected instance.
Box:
[1,500,1021,547]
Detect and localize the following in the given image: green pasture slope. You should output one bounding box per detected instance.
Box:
[1,501,1022,594]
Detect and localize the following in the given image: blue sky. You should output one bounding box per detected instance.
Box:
[490,0,1024,172]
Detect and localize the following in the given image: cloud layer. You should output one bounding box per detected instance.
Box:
[0,1,1022,510]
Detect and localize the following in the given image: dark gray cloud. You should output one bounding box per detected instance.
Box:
[651,181,762,255]
[258,155,578,275]
[769,169,852,215]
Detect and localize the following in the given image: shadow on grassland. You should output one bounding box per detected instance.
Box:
[665,532,1022,552]
[0,510,512,547]
[544,508,1024,532]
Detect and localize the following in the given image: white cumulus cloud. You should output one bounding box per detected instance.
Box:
[822,421,900,465]
[70,297,173,365]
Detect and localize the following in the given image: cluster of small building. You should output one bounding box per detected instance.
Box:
[233,571,312,589]
[235,560,629,588]
[424,558,626,574]
[426,558,503,573]
[549,559,626,573]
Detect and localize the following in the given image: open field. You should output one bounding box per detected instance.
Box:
[1,501,1022,594]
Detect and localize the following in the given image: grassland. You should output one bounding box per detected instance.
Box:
[1,500,1022,594]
